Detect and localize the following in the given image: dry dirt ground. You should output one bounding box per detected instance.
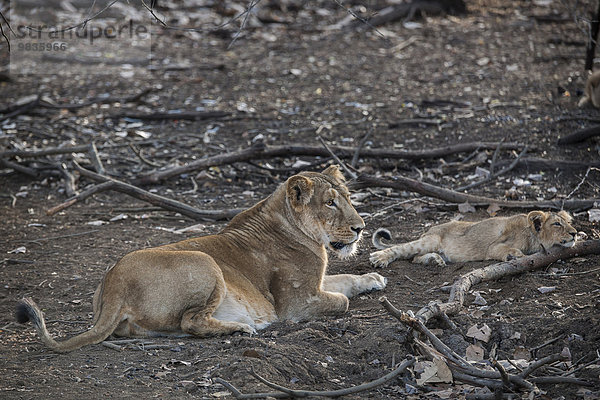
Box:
[1,0,600,398]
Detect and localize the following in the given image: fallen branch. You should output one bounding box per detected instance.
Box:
[72,161,243,221]
[0,88,152,122]
[110,110,231,121]
[214,357,415,399]
[134,141,528,185]
[352,174,599,211]
[495,157,600,172]
[343,0,466,29]
[0,140,157,159]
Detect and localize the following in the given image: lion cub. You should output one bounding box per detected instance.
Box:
[370,210,577,268]
[578,71,600,108]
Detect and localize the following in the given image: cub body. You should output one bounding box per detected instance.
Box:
[370,211,577,267]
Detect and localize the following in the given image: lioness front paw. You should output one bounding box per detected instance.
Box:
[360,272,387,293]
[237,323,257,336]
[369,250,393,267]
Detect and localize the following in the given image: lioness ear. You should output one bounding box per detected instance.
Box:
[287,175,314,211]
[557,210,573,223]
[528,211,547,232]
[322,165,346,184]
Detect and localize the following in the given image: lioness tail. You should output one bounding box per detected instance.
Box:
[16,297,122,353]
[372,228,393,249]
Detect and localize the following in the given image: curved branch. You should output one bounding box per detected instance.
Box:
[352,174,599,211]
[214,357,415,399]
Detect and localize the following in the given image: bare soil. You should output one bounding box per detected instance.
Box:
[1,0,599,398]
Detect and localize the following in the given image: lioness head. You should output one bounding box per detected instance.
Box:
[528,210,577,249]
[286,165,365,258]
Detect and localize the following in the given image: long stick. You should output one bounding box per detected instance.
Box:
[134,142,527,185]
[352,174,599,211]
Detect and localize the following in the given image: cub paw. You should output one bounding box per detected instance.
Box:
[361,272,387,293]
[369,250,392,267]
[504,249,524,261]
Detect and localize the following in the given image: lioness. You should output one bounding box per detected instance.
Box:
[17,166,387,352]
[370,210,577,268]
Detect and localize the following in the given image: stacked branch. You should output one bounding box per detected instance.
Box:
[377,240,600,396]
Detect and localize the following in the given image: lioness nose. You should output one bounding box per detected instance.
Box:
[351,225,364,235]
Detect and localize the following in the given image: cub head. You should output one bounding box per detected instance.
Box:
[286,165,365,258]
[527,210,577,249]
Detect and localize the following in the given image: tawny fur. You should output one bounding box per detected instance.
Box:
[578,71,600,108]
[16,166,387,352]
[370,211,577,268]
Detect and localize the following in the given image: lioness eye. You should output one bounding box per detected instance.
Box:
[553,222,562,226]
[326,199,336,207]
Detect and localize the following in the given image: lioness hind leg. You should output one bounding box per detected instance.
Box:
[412,253,446,267]
[180,275,255,337]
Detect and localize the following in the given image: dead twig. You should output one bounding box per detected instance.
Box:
[317,135,357,180]
[562,167,600,209]
[46,181,115,216]
[0,158,40,177]
[558,125,600,145]
[351,130,371,169]
[129,143,162,168]
[73,161,243,221]
[456,146,528,192]
[214,357,415,398]
[88,142,105,175]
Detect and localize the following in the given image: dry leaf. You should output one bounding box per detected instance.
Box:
[486,203,501,216]
[513,346,530,360]
[416,358,453,385]
[458,202,476,213]
[466,323,492,343]
[8,246,27,254]
[588,208,600,223]
[473,293,487,306]
[242,349,262,359]
[465,344,485,361]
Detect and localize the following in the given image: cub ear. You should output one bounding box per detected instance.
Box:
[527,211,547,232]
[557,210,573,223]
[287,175,314,211]
[322,165,346,184]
